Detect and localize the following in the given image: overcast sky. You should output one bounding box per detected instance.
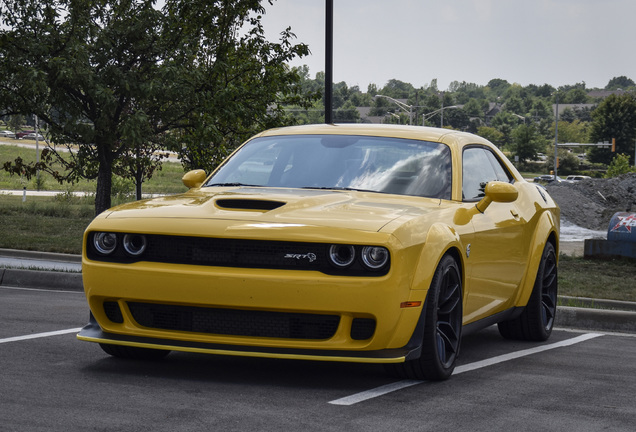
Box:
[261,0,636,91]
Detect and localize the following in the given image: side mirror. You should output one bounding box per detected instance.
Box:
[182,169,207,189]
[475,181,518,213]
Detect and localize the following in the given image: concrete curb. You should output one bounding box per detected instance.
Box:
[559,295,636,312]
[0,248,82,263]
[0,268,83,291]
[556,306,636,333]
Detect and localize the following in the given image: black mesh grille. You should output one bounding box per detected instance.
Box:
[103,301,124,323]
[351,318,376,340]
[127,302,340,340]
[87,233,389,276]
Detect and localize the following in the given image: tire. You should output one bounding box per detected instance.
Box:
[99,343,171,360]
[387,254,463,381]
[498,242,557,341]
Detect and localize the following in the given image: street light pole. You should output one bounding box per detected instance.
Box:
[374,95,413,125]
[422,106,459,127]
[324,0,333,124]
[553,92,559,179]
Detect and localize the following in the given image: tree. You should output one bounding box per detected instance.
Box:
[7,115,24,135]
[477,126,504,147]
[556,119,590,144]
[545,149,579,175]
[0,0,314,215]
[589,94,636,165]
[605,153,635,178]
[561,88,589,104]
[380,79,414,99]
[606,76,635,90]
[511,124,547,163]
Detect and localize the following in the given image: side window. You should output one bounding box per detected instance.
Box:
[462,147,512,201]
[485,151,512,183]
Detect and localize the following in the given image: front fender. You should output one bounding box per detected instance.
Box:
[410,223,464,292]
[385,222,464,350]
[513,210,559,307]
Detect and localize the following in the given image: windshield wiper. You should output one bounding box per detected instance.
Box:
[205,182,262,187]
[301,186,377,193]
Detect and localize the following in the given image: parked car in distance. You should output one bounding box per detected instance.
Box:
[15,130,35,139]
[566,175,591,182]
[533,174,564,183]
[20,133,45,140]
[0,130,16,138]
[78,123,560,381]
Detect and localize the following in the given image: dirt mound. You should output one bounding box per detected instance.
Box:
[543,173,636,231]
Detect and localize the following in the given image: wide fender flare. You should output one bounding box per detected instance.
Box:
[410,223,464,293]
[514,210,559,307]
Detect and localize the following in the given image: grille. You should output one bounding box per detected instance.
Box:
[87,233,389,276]
[104,301,124,323]
[351,318,376,340]
[127,302,340,340]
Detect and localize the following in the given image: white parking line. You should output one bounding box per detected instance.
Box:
[0,286,83,294]
[0,328,82,344]
[329,333,604,406]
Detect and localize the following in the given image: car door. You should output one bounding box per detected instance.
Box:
[461,146,528,323]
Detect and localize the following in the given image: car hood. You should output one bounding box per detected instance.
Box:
[104,187,440,233]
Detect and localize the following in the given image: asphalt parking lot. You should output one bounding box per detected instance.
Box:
[1,283,635,432]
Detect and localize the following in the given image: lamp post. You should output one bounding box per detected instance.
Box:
[383,112,401,124]
[324,0,333,123]
[553,92,559,179]
[374,95,413,125]
[422,106,459,127]
[510,113,526,124]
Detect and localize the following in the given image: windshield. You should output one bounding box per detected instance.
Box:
[205,134,452,199]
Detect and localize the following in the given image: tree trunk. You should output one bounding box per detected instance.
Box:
[95,158,113,216]
[135,171,143,201]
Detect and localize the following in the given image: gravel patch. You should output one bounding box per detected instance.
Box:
[544,173,636,231]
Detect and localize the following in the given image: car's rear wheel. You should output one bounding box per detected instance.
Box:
[498,241,557,341]
[386,254,462,381]
[99,343,171,360]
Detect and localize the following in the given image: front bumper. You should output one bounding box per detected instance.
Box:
[77,313,426,364]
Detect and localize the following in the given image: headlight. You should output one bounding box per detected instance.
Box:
[123,234,147,256]
[329,245,355,267]
[361,246,389,269]
[93,232,117,255]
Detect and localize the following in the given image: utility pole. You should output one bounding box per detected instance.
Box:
[35,115,40,190]
[324,0,333,124]
[553,93,559,178]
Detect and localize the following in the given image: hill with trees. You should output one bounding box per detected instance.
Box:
[287,69,636,177]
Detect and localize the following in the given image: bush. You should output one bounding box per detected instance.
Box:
[605,153,635,178]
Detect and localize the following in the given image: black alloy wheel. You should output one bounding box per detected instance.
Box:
[387,254,462,381]
[498,241,558,341]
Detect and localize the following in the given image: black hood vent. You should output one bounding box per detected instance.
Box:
[215,198,286,211]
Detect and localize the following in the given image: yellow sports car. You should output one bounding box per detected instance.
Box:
[78,124,559,380]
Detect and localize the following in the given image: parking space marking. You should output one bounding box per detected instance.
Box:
[329,332,604,406]
[0,328,82,344]
[0,286,82,294]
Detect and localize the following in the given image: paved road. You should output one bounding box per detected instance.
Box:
[1,283,635,431]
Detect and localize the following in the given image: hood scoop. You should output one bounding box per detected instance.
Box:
[215,198,286,211]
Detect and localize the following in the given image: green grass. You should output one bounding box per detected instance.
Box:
[558,254,636,302]
[0,194,94,254]
[0,143,188,194]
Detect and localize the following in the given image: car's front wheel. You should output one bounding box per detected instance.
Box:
[386,254,462,381]
[99,343,171,360]
[498,241,557,341]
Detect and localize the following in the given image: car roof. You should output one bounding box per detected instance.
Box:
[255,124,493,150]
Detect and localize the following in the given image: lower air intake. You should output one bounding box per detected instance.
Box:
[127,302,340,340]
